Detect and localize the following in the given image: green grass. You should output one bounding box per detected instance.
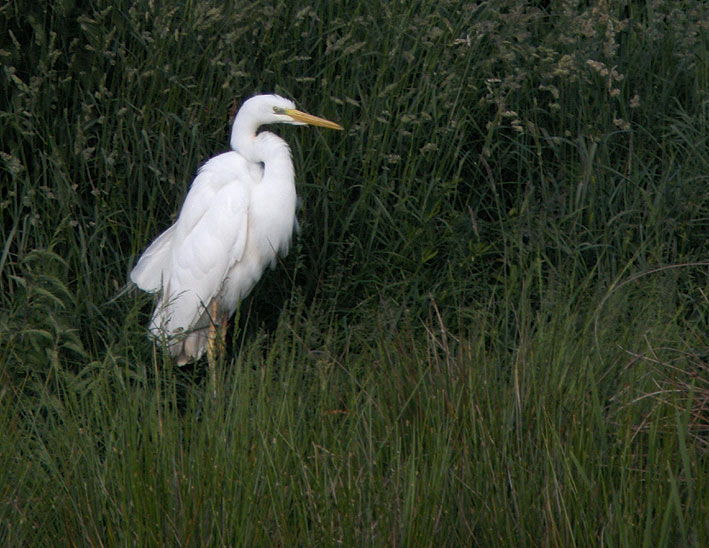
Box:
[1,0,708,545]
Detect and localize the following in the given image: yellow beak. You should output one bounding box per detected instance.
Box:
[285,109,343,130]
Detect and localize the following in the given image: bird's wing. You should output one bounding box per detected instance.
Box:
[130,224,177,292]
[157,153,253,333]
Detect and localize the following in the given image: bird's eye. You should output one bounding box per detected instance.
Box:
[273,107,284,114]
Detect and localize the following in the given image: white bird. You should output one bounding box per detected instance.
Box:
[130,94,342,365]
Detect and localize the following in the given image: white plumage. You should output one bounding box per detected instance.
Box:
[130,94,342,364]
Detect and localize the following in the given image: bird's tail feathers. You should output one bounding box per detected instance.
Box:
[148,292,216,365]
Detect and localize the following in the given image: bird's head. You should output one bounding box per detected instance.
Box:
[236,94,343,131]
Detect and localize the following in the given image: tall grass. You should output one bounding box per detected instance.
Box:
[1,0,708,545]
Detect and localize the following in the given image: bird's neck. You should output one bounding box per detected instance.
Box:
[229,116,257,156]
[236,131,294,185]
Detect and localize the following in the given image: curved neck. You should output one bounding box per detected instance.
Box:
[229,109,295,185]
[229,113,258,156]
[243,131,294,184]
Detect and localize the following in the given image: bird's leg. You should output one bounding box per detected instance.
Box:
[220,313,228,353]
[207,299,219,399]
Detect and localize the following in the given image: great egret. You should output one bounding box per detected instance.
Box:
[130,94,342,365]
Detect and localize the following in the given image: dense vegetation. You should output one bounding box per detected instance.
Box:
[1,0,707,545]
